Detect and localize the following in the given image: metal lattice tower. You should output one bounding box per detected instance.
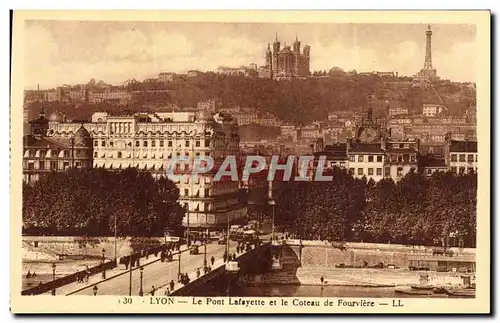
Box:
[424,24,433,69]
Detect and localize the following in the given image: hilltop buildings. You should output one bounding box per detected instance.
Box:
[260,34,311,80]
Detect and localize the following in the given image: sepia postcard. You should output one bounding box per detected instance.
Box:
[10,10,491,314]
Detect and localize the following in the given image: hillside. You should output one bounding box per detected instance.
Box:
[26,73,476,124]
[238,124,281,142]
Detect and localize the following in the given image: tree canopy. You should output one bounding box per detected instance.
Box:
[22,168,185,237]
[274,169,477,247]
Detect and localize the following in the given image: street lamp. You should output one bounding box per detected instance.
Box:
[114,216,118,262]
[203,233,208,268]
[178,250,182,276]
[269,199,276,242]
[101,248,106,279]
[139,266,144,296]
[51,263,56,296]
[93,285,98,296]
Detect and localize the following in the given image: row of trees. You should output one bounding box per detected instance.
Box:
[23,166,477,247]
[22,168,185,236]
[272,168,477,247]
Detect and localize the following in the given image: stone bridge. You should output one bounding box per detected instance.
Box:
[171,242,273,296]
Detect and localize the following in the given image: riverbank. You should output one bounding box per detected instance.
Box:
[242,267,467,288]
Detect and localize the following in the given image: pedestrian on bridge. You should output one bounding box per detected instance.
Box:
[169,279,175,291]
[232,253,237,261]
[196,268,201,278]
[211,256,215,266]
[223,252,228,263]
[151,286,156,296]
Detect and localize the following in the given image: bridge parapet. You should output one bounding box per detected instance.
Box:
[171,243,271,296]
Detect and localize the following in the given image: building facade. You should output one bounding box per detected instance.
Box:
[444,138,478,175]
[422,103,445,117]
[45,111,247,229]
[347,142,385,181]
[384,139,419,180]
[23,111,93,183]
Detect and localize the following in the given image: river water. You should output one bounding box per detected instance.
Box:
[232,285,445,298]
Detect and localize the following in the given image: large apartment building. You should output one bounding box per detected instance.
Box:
[38,110,247,229]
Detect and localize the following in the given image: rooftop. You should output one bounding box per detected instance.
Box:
[419,155,447,168]
[449,140,477,153]
[349,142,384,153]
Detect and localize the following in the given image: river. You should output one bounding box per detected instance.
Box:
[231,285,446,298]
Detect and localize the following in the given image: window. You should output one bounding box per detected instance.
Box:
[135,140,140,147]
[205,139,211,147]
[451,166,457,174]
[101,141,105,147]
[39,161,45,170]
[186,141,190,147]
[451,154,457,162]
[94,140,98,147]
[94,152,98,158]
[50,161,57,170]
[403,154,409,162]
[205,189,210,197]
[384,167,391,177]
[152,141,156,147]
[427,169,432,175]
[357,168,363,175]
[159,140,164,147]
[459,154,465,162]
[368,155,374,162]
[410,155,416,163]
[143,141,148,147]
[368,168,374,175]
[475,155,478,162]
[63,162,70,169]
[195,141,200,147]
[397,155,403,162]
[358,155,364,162]
[168,141,173,147]
[176,152,181,157]
[118,152,122,158]
[349,168,354,174]
[184,189,189,196]
[28,162,34,170]
[109,141,114,147]
[376,168,382,176]
[397,167,403,177]
[349,156,355,162]
[459,166,465,174]
[377,155,382,162]
[410,167,416,173]
[76,162,82,169]
[467,154,474,162]
[63,150,70,158]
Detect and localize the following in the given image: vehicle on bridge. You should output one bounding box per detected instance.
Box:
[189,245,200,255]
[218,236,227,245]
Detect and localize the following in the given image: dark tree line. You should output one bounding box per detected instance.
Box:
[22,168,185,237]
[274,168,477,248]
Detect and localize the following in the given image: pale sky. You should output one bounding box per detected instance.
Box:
[24,21,476,89]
